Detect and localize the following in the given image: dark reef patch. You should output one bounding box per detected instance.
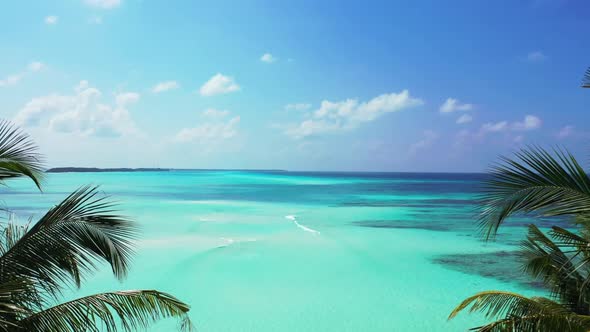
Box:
[352,220,453,232]
[433,251,545,290]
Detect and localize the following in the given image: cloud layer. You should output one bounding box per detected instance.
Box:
[527,51,547,62]
[260,53,277,63]
[45,16,58,24]
[439,98,473,113]
[84,0,121,9]
[174,111,240,143]
[152,81,179,93]
[0,62,45,87]
[14,81,140,137]
[285,90,423,139]
[199,74,240,96]
[456,114,472,124]
[285,103,312,111]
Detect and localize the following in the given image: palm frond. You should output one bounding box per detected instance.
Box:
[582,67,590,88]
[448,291,590,331]
[0,120,44,189]
[520,225,588,312]
[18,290,193,332]
[0,278,36,331]
[0,186,137,300]
[470,312,590,332]
[573,214,590,238]
[0,214,31,256]
[448,290,552,320]
[480,146,590,239]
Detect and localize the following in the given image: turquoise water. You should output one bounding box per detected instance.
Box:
[3,171,547,331]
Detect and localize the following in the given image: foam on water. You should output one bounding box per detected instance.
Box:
[285,215,320,235]
[218,237,258,248]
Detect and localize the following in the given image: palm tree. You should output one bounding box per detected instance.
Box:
[478,146,590,240]
[446,133,590,330]
[450,221,590,331]
[0,120,193,331]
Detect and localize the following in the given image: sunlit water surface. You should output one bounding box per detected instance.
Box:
[3,171,548,331]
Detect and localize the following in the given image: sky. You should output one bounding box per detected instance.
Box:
[0,0,589,172]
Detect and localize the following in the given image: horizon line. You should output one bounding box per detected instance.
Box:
[45,167,488,175]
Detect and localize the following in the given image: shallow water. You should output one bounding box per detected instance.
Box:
[3,171,549,331]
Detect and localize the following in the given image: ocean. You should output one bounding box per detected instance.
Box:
[2,171,547,331]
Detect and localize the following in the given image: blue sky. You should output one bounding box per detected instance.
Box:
[0,0,589,171]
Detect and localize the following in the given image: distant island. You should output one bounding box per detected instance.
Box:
[46,167,172,173]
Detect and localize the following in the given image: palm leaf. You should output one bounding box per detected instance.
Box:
[0,120,44,189]
[0,278,36,331]
[0,214,31,256]
[520,225,588,312]
[448,291,552,320]
[471,312,590,332]
[449,291,590,331]
[0,186,137,300]
[582,67,590,88]
[18,290,193,332]
[479,146,590,239]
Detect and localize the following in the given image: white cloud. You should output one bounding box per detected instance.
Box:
[88,16,103,24]
[0,75,23,87]
[285,103,312,111]
[75,80,89,92]
[260,53,277,63]
[0,62,44,87]
[28,62,44,72]
[512,115,542,131]
[84,0,121,9]
[527,51,547,62]
[14,81,140,137]
[44,16,58,25]
[456,114,472,124]
[455,115,542,149]
[152,81,180,93]
[285,90,423,139]
[409,130,438,155]
[174,116,240,143]
[556,125,574,139]
[439,98,473,113]
[202,108,229,118]
[480,121,509,134]
[478,115,541,136]
[199,73,240,96]
[115,92,140,107]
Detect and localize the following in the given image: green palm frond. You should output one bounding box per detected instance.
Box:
[480,146,590,239]
[0,215,31,255]
[0,278,36,331]
[0,186,137,299]
[0,120,193,331]
[449,291,590,331]
[0,120,44,189]
[550,226,590,248]
[449,291,552,320]
[471,312,590,332]
[582,67,590,88]
[520,225,588,312]
[18,290,193,332]
[549,226,590,265]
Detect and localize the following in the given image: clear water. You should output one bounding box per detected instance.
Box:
[2,171,548,331]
